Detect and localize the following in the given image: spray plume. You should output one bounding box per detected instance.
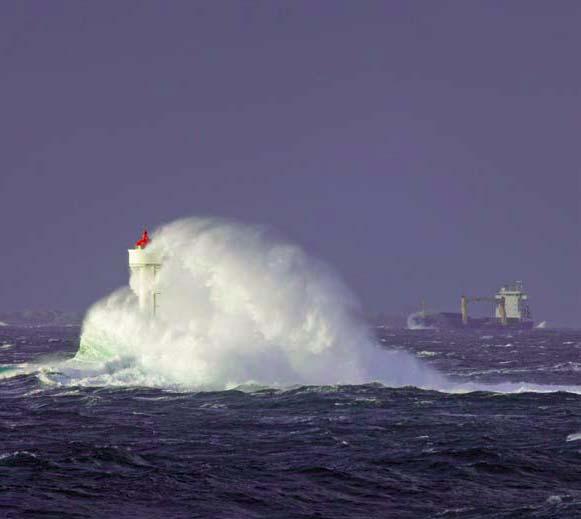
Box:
[73,218,444,390]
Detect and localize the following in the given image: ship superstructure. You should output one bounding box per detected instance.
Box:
[494,281,531,322]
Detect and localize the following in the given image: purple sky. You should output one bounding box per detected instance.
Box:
[0,2,579,326]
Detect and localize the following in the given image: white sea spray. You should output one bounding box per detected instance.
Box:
[73,218,444,390]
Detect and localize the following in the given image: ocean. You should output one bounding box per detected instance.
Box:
[0,326,580,518]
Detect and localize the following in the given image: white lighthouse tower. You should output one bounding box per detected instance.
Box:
[128,229,162,317]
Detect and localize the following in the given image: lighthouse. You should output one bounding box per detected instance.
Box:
[128,229,162,317]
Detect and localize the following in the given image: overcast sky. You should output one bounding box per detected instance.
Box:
[0,1,579,326]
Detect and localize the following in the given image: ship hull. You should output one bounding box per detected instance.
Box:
[412,312,534,331]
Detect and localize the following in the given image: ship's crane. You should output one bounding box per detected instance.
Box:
[461,295,507,326]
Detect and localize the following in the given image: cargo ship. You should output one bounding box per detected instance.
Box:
[408,281,534,331]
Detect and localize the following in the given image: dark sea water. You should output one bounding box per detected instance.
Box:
[1,326,580,518]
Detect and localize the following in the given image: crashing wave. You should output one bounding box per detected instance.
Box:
[74,218,444,390]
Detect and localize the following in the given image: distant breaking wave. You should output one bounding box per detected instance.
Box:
[73,218,444,390]
[407,312,435,330]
